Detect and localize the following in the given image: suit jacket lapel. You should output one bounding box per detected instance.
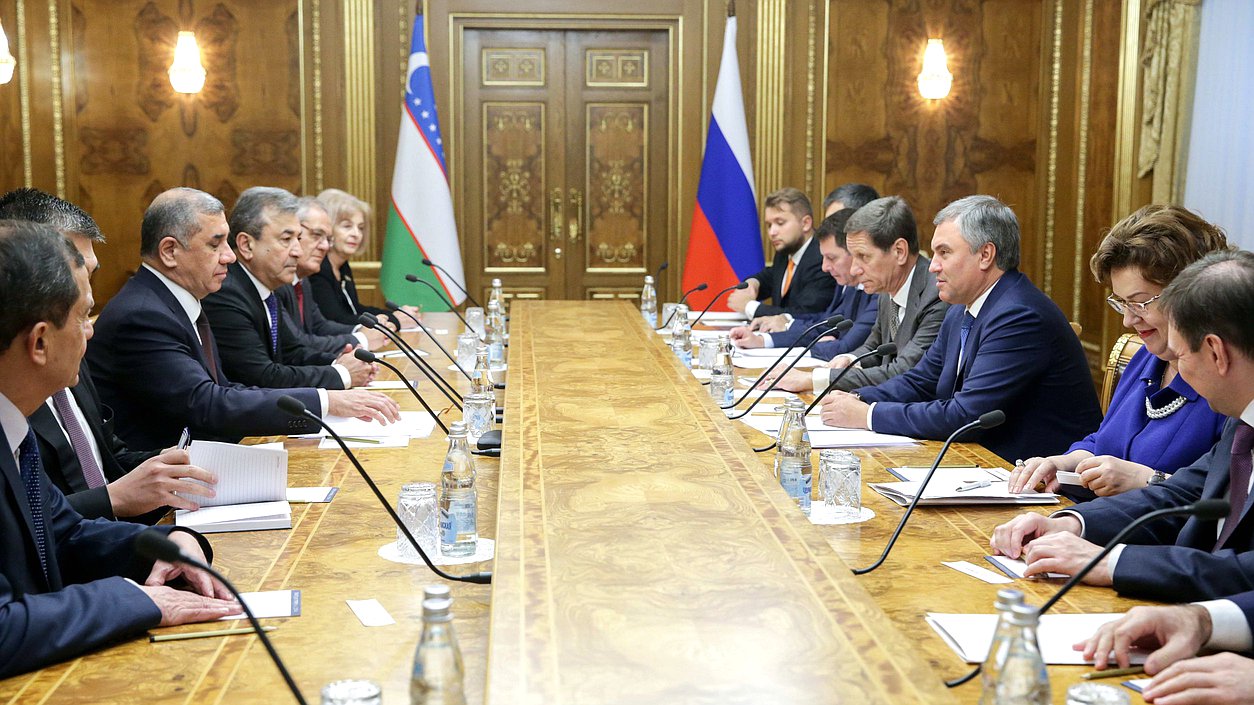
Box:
[135,268,218,379]
[27,406,84,492]
[896,256,931,343]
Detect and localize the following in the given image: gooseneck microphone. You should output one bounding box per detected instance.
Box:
[944,497,1230,688]
[354,349,449,434]
[729,318,853,421]
[384,299,472,382]
[659,282,709,329]
[690,281,750,328]
[852,410,1005,575]
[358,314,462,410]
[420,258,482,309]
[134,530,309,704]
[654,261,668,279]
[276,396,491,584]
[722,314,847,409]
[405,274,471,329]
[746,335,887,454]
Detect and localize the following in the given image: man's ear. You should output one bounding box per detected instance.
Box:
[26,322,50,367]
[234,232,255,261]
[157,236,181,268]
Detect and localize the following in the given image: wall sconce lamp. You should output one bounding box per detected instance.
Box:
[168,30,206,94]
[0,19,16,85]
[917,38,952,100]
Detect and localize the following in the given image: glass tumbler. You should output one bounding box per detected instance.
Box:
[320,680,381,705]
[465,307,486,339]
[819,449,862,517]
[397,481,438,560]
[697,337,720,370]
[456,332,479,370]
[462,392,494,445]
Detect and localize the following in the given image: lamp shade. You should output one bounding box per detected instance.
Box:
[0,19,16,85]
[168,30,206,94]
[917,38,952,100]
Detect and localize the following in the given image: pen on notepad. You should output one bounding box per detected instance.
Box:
[955,480,991,492]
[339,436,383,444]
[1081,666,1144,680]
[177,427,191,450]
[149,626,276,643]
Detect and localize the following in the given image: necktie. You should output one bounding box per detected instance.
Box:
[18,429,49,580]
[955,313,976,388]
[195,312,221,383]
[294,281,306,322]
[265,293,280,356]
[781,259,796,299]
[50,390,106,489]
[1216,423,1254,550]
[887,299,901,340]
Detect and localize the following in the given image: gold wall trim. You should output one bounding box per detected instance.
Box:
[17,0,32,185]
[818,0,831,197]
[49,0,65,196]
[344,0,376,210]
[585,101,649,270]
[1113,0,1144,220]
[297,0,325,194]
[1042,0,1063,297]
[1071,0,1095,321]
[311,0,325,192]
[754,0,786,196]
[803,1,817,194]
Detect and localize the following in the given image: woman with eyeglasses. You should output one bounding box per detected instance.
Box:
[1007,205,1230,499]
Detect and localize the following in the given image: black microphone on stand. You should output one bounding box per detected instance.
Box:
[654,261,668,280]
[383,299,472,382]
[728,319,853,421]
[722,315,846,409]
[405,274,472,330]
[944,497,1230,688]
[659,283,709,329]
[690,282,750,328]
[354,349,449,434]
[133,530,309,704]
[276,396,491,584]
[358,314,462,410]
[748,341,892,453]
[420,258,482,310]
[851,410,1005,575]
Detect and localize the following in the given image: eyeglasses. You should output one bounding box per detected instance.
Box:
[1105,292,1162,316]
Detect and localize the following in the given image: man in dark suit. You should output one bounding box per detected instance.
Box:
[88,188,400,449]
[769,195,949,394]
[991,250,1254,602]
[730,209,878,359]
[202,187,376,390]
[0,188,215,521]
[820,195,1100,462]
[726,187,835,319]
[0,220,240,678]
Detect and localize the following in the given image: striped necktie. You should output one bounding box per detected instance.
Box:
[18,429,49,580]
[51,389,107,489]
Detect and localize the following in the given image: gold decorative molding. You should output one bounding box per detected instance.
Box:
[1113,0,1144,220]
[343,0,376,212]
[1072,0,1095,321]
[17,0,33,185]
[49,0,66,196]
[298,0,325,193]
[1042,0,1064,297]
[804,1,817,193]
[585,49,648,87]
[754,0,786,194]
[818,0,830,197]
[482,47,545,86]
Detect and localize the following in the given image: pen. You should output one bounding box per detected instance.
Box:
[339,436,383,444]
[1081,666,1144,680]
[177,427,191,450]
[955,480,991,492]
[149,625,276,643]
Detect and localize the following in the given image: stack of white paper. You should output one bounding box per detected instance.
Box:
[869,475,1059,506]
[175,441,293,532]
[809,429,918,448]
[925,612,1147,664]
[291,411,439,447]
[176,500,292,533]
[732,354,825,370]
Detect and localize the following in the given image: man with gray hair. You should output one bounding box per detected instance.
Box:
[202,187,376,390]
[88,188,400,449]
[820,195,1100,462]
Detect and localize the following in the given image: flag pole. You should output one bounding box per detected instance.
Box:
[728,1,735,18]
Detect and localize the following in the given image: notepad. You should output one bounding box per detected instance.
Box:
[294,411,438,440]
[175,500,292,533]
[869,478,1060,506]
[925,612,1147,665]
[181,441,287,508]
[220,590,302,621]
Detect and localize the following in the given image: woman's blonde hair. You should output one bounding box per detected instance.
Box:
[317,188,373,243]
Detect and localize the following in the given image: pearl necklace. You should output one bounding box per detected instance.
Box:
[1145,394,1186,419]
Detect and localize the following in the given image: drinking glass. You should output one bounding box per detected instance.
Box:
[819,449,861,517]
[465,306,486,339]
[396,482,438,560]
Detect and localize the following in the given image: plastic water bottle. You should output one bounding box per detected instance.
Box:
[640,275,658,328]
[709,335,734,406]
[471,346,495,405]
[438,422,478,558]
[980,589,1026,704]
[410,597,466,705]
[488,277,505,312]
[486,300,506,366]
[669,304,692,368]
[993,603,1051,704]
[776,397,813,516]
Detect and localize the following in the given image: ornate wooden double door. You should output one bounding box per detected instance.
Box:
[460,27,670,303]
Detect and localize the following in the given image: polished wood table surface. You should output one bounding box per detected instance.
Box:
[0,304,1151,704]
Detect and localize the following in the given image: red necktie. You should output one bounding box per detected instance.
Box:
[1216,423,1254,550]
[295,281,306,321]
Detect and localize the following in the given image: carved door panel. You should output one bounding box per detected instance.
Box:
[463,28,669,303]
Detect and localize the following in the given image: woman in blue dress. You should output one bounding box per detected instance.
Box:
[1007,205,1230,498]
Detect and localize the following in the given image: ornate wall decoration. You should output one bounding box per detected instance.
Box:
[231,129,301,176]
[483,103,545,268]
[195,4,240,122]
[214,180,240,210]
[72,5,88,115]
[482,48,545,86]
[499,159,533,215]
[79,127,150,175]
[586,50,648,87]
[585,104,645,270]
[494,242,537,264]
[286,9,301,120]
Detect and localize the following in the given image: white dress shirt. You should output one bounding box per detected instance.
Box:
[812,264,917,395]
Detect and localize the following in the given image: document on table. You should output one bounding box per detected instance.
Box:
[733,355,825,369]
[737,413,856,435]
[656,328,725,341]
[293,411,438,440]
[220,590,302,620]
[697,311,749,322]
[364,380,413,390]
[809,429,918,448]
[181,441,287,507]
[317,436,411,450]
[984,555,1068,580]
[925,612,1147,665]
[887,466,1010,483]
[869,478,1060,506]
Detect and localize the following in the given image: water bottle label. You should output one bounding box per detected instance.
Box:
[439,507,455,544]
[440,500,478,545]
[489,342,505,364]
[780,461,812,512]
[643,311,657,328]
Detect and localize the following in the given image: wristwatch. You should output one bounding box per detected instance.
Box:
[1148,470,1168,485]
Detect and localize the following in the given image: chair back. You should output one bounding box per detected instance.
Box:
[1101,332,1145,413]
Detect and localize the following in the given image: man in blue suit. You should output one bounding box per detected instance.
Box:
[88,188,400,449]
[818,195,1101,462]
[0,220,240,678]
[729,209,878,359]
[990,250,1254,602]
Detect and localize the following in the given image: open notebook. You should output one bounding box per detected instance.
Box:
[174,441,291,533]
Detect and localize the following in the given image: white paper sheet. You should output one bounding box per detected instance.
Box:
[174,500,292,532]
[733,347,805,358]
[374,348,427,358]
[733,355,825,370]
[869,480,1060,506]
[298,411,437,440]
[183,441,287,507]
[697,311,748,321]
[942,560,1014,585]
[364,380,414,390]
[346,598,395,627]
[317,436,411,450]
[737,413,855,435]
[220,590,302,620]
[286,487,337,503]
[985,555,1069,580]
[889,466,1008,483]
[925,612,1146,665]
[808,429,918,448]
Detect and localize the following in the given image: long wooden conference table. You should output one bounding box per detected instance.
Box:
[0,301,1151,704]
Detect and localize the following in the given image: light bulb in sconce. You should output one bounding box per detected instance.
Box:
[917,38,952,100]
[0,19,17,86]
[168,30,206,94]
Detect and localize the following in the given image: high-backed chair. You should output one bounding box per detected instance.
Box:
[1100,332,1146,413]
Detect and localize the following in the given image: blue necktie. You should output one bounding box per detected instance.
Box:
[265,293,280,356]
[18,429,49,580]
[956,312,976,388]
